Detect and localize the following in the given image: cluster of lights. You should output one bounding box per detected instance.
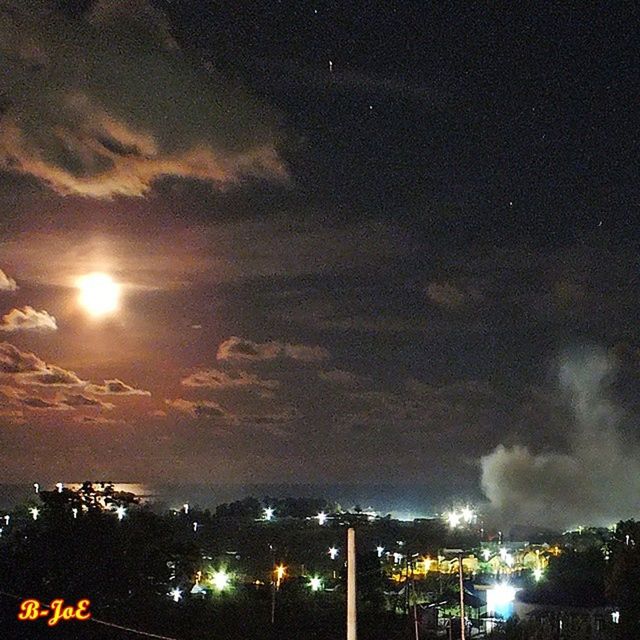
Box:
[263,507,274,521]
[445,507,476,529]
[316,511,327,525]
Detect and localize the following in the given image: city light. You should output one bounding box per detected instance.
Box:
[30,507,39,520]
[3,515,9,525]
[328,546,339,560]
[263,507,274,521]
[308,576,322,592]
[168,587,182,602]
[446,511,461,528]
[482,549,491,561]
[193,521,199,532]
[376,545,385,558]
[183,503,189,514]
[212,570,230,591]
[72,508,78,519]
[33,483,39,494]
[115,506,126,521]
[533,568,543,582]
[56,482,63,493]
[486,583,519,617]
[393,552,403,564]
[461,506,475,523]
[275,564,286,588]
[316,511,327,525]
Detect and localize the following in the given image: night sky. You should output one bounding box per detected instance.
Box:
[0,1,638,525]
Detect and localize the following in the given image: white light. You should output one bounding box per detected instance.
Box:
[212,570,229,591]
[72,508,78,519]
[77,272,121,317]
[317,511,327,525]
[30,507,39,521]
[505,553,514,567]
[263,507,274,521]
[376,546,385,558]
[115,506,126,521]
[56,482,63,493]
[461,507,475,523]
[3,515,9,525]
[169,587,182,602]
[612,611,620,624]
[533,568,543,582]
[193,522,199,532]
[309,576,322,592]
[183,503,189,514]
[482,549,491,561]
[393,552,403,564]
[33,483,39,494]
[446,511,461,528]
[486,583,519,615]
[499,548,508,561]
[329,546,339,560]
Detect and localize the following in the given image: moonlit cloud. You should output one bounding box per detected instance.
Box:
[165,398,230,420]
[217,336,329,363]
[0,342,48,373]
[426,281,483,310]
[0,306,57,332]
[0,0,286,198]
[0,269,17,291]
[86,379,150,396]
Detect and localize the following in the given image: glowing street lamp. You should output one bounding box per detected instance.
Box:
[482,549,491,562]
[263,507,274,521]
[168,587,182,602]
[329,546,339,560]
[212,570,230,591]
[275,564,286,588]
[308,576,322,592]
[56,482,63,494]
[3,515,9,525]
[393,552,403,564]
[193,522,199,532]
[72,508,78,519]
[183,503,189,515]
[30,507,39,521]
[316,511,328,525]
[33,483,39,494]
[533,568,543,582]
[376,545,385,558]
[115,506,126,521]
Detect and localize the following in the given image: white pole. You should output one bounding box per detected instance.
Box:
[347,527,357,640]
[459,554,465,640]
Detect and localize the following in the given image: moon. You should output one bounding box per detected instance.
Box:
[77,272,121,317]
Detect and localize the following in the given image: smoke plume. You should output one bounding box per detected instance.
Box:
[480,346,640,529]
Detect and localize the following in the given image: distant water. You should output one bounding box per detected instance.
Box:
[0,482,485,518]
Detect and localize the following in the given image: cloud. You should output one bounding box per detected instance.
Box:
[20,395,70,411]
[73,415,122,425]
[165,398,230,420]
[0,0,286,198]
[318,369,368,388]
[217,336,329,363]
[480,346,640,529]
[19,365,85,387]
[181,368,279,390]
[0,268,17,291]
[62,393,115,410]
[426,281,483,310]
[0,306,57,332]
[0,341,47,373]
[86,379,150,396]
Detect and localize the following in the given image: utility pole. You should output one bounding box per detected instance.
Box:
[458,553,465,640]
[347,527,357,640]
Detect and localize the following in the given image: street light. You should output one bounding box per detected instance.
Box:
[263,507,274,521]
[212,570,230,591]
[308,576,322,592]
[329,546,339,560]
[168,587,182,602]
[317,511,328,525]
[115,506,126,521]
[30,507,39,521]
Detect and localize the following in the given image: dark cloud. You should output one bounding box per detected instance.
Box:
[20,395,69,411]
[20,365,85,387]
[0,306,57,332]
[62,393,114,410]
[181,368,279,390]
[318,369,368,388]
[0,0,286,197]
[165,398,230,420]
[426,281,483,311]
[217,336,329,363]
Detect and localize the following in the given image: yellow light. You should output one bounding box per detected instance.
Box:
[275,564,286,588]
[77,272,121,317]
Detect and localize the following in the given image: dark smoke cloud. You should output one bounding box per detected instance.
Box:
[481,346,640,529]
